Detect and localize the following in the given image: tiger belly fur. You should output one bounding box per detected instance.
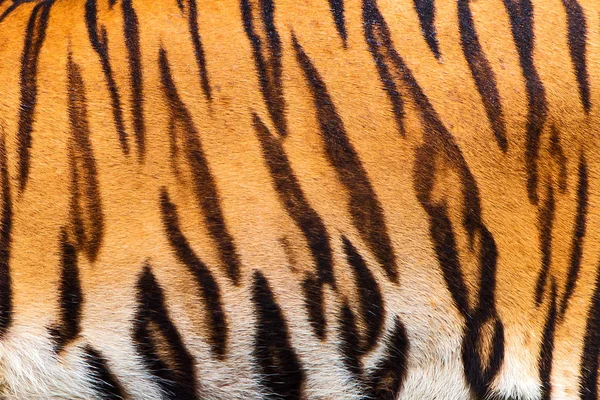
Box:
[0,0,597,398]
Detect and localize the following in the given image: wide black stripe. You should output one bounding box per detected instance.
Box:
[539,281,557,400]
[413,0,440,59]
[184,0,212,101]
[85,0,130,155]
[252,270,305,399]
[67,52,104,262]
[0,129,12,337]
[342,236,384,352]
[458,0,507,151]
[159,189,228,359]
[17,0,54,192]
[241,0,287,136]
[83,345,128,400]
[559,153,588,317]
[134,265,198,399]
[328,0,347,47]
[579,258,600,399]
[562,0,590,113]
[502,0,547,204]
[535,185,555,305]
[293,33,398,283]
[366,318,409,400]
[159,48,241,285]
[122,0,145,159]
[49,230,82,353]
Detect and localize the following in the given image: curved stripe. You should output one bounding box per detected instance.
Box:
[83,345,128,400]
[562,0,590,113]
[413,0,440,59]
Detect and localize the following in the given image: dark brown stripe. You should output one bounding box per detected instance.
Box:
[159,48,241,284]
[241,0,287,136]
[502,0,547,204]
[342,236,384,352]
[562,0,590,113]
[159,188,228,359]
[458,0,507,151]
[133,265,198,399]
[122,0,145,159]
[0,128,12,337]
[67,52,104,262]
[293,33,398,282]
[579,258,600,399]
[17,0,54,192]
[49,229,82,353]
[301,274,326,340]
[85,0,130,155]
[83,345,128,400]
[539,281,557,400]
[252,270,305,399]
[535,184,555,305]
[184,0,212,101]
[413,0,440,60]
[366,318,409,400]
[328,0,347,47]
[338,301,363,380]
[559,153,588,317]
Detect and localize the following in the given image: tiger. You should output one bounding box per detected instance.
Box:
[0,0,597,398]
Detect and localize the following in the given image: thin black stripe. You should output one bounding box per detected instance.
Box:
[0,128,12,337]
[458,0,507,151]
[535,184,555,305]
[562,0,590,113]
[67,52,104,262]
[17,0,54,192]
[502,0,547,205]
[328,0,347,47]
[241,0,287,136]
[185,0,212,101]
[159,188,228,359]
[122,0,145,159]
[85,0,130,155]
[301,274,327,340]
[134,265,198,399]
[342,236,384,352]
[49,229,82,353]
[338,301,362,380]
[83,345,128,400]
[579,258,600,399]
[559,153,588,317]
[252,270,305,399]
[159,47,241,285]
[366,318,409,399]
[539,281,557,400]
[293,33,398,282]
[413,0,440,59]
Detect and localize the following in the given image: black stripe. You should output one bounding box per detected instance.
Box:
[241,0,287,136]
[458,0,507,151]
[17,0,54,192]
[85,0,130,155]
[122,0,145,159]
[67,52,104,262]
[301,274,327,340]
[328,0,347,47]
[342,236,384,352]
[413,0,440,59]
[535,185,554,305]
[539,281,557,400]
[502,0,547,205]
[579,258,600,399]
[338,301,362,380]
[49,230,82,353]
[134,265,198,399]
[159,48,241,285]
[83,345,128,400]
[293,33,398,283]
[252,270,305,399]
[366,318,409,400]
[0,128,12,337]
[559,153,588,317]
[159,189,228,359]
[185,0,212,101]
[562,0,590,113]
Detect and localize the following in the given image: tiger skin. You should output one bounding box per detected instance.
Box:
[0,0,597,398]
